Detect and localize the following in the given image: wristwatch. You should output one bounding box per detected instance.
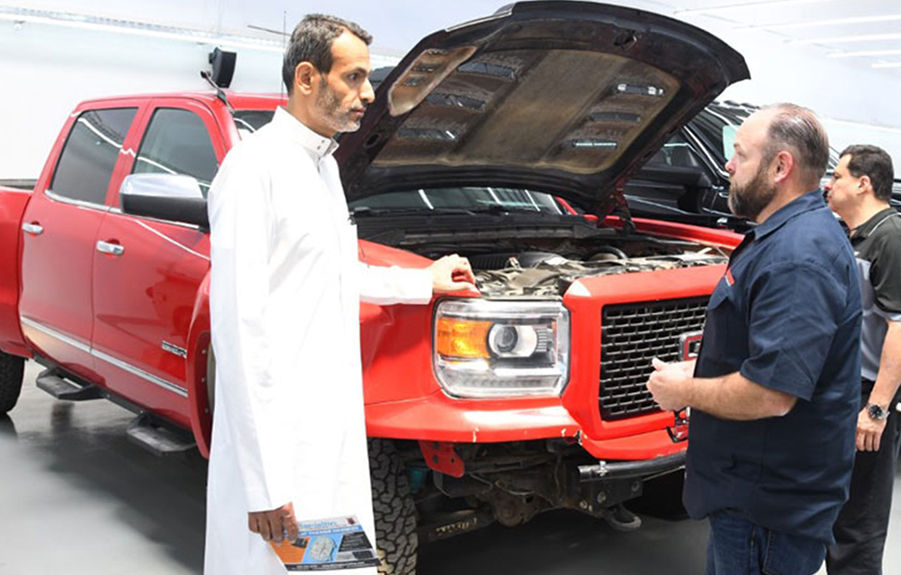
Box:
[867,403,890,421]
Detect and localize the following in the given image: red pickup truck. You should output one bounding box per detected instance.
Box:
[0,2,748,573]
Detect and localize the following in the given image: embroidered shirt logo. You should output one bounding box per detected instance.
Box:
[725,269,735,287]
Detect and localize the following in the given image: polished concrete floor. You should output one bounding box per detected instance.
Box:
[1,360,900,575]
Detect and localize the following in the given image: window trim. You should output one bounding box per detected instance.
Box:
[126,102,224,204]
[44,188,113,213]
[48,107,139,208]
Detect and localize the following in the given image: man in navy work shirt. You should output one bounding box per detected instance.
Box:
[824,145,901,575]
[646,104,862,575]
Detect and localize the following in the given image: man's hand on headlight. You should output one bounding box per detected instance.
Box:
[430,254,478,294]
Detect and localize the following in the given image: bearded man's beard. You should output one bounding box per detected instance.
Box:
[315,81,363,134]
[729,163,776,221]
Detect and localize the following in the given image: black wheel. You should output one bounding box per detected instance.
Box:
[0,351,25,414]
[369,438,418,575]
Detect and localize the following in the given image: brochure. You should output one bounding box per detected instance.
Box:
[270,515,380,571]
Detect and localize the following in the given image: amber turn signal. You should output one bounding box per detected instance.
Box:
[435,318,491,358]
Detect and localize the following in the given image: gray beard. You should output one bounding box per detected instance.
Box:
[315,83,361,134]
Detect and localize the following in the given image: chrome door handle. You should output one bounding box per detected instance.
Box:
[96,241,125,256]
[22,223,43,236]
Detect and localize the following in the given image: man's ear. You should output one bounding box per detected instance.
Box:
[294,62,319,96]
[772,150,794,185]
[858,175,873,195]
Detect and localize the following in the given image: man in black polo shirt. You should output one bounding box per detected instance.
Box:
[824,144,901,575]
[646,104,862,575]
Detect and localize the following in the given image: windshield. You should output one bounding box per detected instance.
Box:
[348,187,570,214]
[688,104,839,171]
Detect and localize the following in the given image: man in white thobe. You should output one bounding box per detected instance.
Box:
[204,14,475,575]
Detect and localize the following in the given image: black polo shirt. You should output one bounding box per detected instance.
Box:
[685,190,862,544]
[850,208,901,387]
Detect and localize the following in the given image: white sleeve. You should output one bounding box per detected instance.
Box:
[358,263,433,305]
[208,148,292,512]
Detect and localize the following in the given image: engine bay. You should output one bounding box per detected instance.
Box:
[357,213,730,297]
[472,246,727,297]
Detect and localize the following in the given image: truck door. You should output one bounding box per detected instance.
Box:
[18,106,139,381]
[90,100,222,420]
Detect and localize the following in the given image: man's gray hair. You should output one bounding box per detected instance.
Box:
[282,14,372,94]
[764,103,829,185]
[762,103,830,186]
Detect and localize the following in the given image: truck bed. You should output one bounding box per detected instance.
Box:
[0,179,37,192]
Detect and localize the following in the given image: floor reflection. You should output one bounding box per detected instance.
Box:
[50,400,74,433]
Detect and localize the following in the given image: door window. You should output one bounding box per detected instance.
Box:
[133,108,218,197]
[50,108,137,205]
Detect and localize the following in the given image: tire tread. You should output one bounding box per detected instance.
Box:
[369,439,418,575]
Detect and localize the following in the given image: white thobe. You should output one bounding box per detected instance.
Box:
[204,107,432,575]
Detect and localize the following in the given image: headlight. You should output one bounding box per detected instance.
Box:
[433,299,570,398]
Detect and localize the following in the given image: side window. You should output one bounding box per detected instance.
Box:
[648,133,703,169]
[50,108,137,205]
[133,108,219,197]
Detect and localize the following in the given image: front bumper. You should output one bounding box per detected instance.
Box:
[579,450,686,481]
[576,451,686,513]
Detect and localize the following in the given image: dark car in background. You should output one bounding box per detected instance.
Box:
[372,66,900,235]
[376,64,900,228]
[627,101,900,224]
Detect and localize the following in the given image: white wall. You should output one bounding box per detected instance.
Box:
[675,14,901,173]
[0,22,285,179]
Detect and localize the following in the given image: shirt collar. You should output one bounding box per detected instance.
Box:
[750,189,827,242]
[852,207,898,240]
[273,106,339,158]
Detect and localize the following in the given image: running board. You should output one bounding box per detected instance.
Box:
[126,413,196,457]
[36,368,103,401]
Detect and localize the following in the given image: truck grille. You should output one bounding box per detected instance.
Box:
[599,297,709,420]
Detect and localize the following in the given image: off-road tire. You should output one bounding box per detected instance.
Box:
[369,438,418,575]
[0,352,25,414]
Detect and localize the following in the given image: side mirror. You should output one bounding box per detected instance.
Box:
[120,174,209,230]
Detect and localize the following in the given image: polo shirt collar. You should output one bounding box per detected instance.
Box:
[273,106,339,158]
[853,207,898,240]
[750,189,826,241]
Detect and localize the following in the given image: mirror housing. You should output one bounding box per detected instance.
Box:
[120,174,209,230]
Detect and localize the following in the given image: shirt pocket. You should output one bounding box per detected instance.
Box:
[698,281,744,374]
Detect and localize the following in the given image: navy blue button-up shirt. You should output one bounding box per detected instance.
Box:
[685,190,862,544]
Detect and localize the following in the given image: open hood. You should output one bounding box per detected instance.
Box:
[337,1,749,217]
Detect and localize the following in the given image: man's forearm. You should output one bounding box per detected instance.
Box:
[686,371,797,421]
[868,321,901,409]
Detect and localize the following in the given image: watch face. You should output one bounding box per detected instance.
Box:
[868,404,888,420]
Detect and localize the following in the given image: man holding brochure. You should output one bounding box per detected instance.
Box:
[204,14,475,575]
